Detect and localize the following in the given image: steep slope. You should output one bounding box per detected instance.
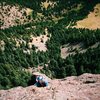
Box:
[0,0,100,91]
[0,73,100,100]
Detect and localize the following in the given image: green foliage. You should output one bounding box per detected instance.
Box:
[0,63,32,89]
[0,0,100,89]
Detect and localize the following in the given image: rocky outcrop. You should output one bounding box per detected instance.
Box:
[0,73,100,100]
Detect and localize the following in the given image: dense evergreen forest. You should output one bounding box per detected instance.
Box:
[0,0,100,89]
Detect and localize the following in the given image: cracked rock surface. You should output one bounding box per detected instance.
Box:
[0,73,100,100]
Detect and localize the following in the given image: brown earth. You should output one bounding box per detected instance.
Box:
[74,4,100,30]
[0,73,100,100]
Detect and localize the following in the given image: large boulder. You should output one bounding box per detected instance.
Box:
[32,72,51,82]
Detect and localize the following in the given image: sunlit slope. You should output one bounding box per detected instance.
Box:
[74,4,100,30]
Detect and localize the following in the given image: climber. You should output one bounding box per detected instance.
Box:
[34,75,48,87]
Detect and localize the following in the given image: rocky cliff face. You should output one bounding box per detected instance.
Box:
[0,73,100,100]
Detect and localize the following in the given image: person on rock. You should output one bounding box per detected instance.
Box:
[34,75,48,87]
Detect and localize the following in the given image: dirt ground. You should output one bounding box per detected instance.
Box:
[74,4,100,30]
[28,28,50,52]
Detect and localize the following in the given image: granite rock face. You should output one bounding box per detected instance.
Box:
[0,73,100,100]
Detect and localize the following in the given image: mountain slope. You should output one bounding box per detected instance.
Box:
[0,0,100,90]
[74,4,100,29]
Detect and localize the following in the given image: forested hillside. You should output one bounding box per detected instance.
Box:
[0,0,100,89]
